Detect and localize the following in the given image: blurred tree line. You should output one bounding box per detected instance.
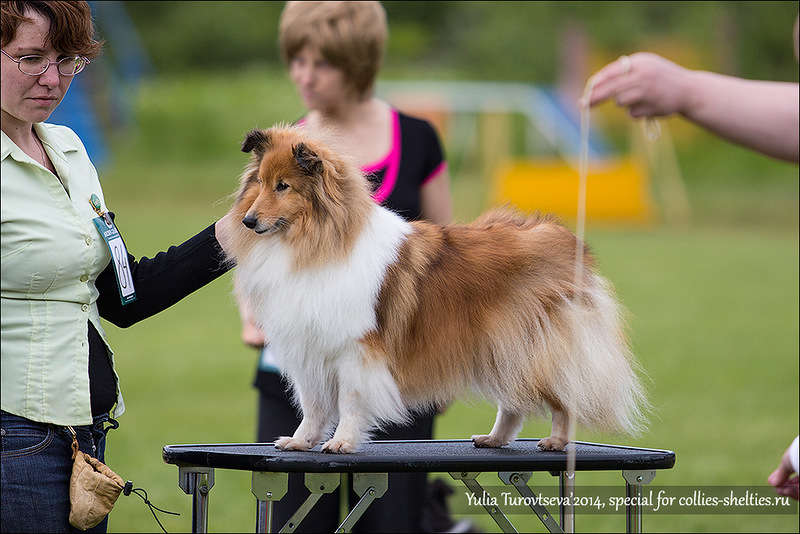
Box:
[120,1,798,82]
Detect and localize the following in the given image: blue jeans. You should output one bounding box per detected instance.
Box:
[1,411,118,534]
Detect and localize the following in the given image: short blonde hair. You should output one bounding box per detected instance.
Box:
[279,1,387,96]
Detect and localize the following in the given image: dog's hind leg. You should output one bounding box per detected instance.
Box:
[472,406,524,448]
[538,407,570,451]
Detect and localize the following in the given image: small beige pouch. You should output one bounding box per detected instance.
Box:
[67,427,125,531]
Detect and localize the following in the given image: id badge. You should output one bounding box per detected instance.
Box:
[91,212,137,306]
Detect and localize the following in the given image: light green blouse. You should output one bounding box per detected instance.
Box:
[1,123,125,426]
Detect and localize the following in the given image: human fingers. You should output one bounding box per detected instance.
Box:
[775,477,799,501]
[587,72,640,108]
[628,104,653,119]
[585,55,633,106]
[788,479,799,501]
[613,84,647,109]
[590,55,633,88]
[241,321,266,348]
[768,463,792,487]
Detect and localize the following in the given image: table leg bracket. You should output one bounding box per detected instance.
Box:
[252,472,288,533]
[450,471,518,533]
[279,473,340,533]
[623,470,656,534]
[178,467,215,533]
[499,471,564,533]
[335,472,388,533]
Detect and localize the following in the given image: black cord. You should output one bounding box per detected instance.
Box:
[123,482,179,534]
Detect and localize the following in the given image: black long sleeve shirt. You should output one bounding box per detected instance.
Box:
[88,219,232,415]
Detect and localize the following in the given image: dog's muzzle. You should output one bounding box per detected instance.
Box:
[242,215,287,234]
[242,214,258,229]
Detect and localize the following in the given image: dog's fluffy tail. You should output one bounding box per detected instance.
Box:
[556,273,649,434]
[484,272,648,435]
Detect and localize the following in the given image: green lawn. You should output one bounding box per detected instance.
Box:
[95,68,798,532]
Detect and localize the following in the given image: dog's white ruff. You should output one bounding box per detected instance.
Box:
[236,205,413,445]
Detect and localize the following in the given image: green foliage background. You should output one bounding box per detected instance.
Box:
[122,1,799,83]
[74,2,800,532]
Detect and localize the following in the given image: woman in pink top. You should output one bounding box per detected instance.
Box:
[237,2,455,532]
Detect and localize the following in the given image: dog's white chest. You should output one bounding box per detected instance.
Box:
[238,207,410,356]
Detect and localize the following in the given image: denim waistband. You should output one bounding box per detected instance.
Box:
[0,410,119,437]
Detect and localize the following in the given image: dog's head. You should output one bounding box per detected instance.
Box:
[229,125,372,265]
[234,127,326,235]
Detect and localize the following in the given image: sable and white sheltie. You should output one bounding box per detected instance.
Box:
[224,125,647,454]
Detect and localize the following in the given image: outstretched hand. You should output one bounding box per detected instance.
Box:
[768,443,800,501]
[586,52,694,118]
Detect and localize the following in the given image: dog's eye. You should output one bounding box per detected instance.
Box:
[275,181,289,192]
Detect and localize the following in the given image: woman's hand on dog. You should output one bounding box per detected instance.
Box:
[214,212,237,256]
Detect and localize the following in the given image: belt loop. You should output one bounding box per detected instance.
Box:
[67,425,79,459]
[103,417,120,436]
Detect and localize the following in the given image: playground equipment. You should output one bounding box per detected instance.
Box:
[378,80,681,225]
[46,2,151,168]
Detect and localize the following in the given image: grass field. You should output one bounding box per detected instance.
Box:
[93,67,798,532]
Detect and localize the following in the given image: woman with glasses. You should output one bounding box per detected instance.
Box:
[1,2,235,532]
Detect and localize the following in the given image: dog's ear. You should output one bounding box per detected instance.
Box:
[241,129,271,156]
[292,143,323,176]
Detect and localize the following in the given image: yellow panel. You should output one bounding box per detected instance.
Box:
[491,157,654,224]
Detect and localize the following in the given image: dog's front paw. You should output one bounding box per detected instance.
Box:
[274,436,313,451]
[321,438,357,454]
[471,434,509,448]
[537,436,568,451]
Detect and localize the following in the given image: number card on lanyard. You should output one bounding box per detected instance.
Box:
[89,195,137,305]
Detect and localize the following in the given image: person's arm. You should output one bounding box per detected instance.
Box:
[418,116,454,225]
[420,167,453,225]
[588,52,799,163]
[680,71,798,163]
[96,218,232,328]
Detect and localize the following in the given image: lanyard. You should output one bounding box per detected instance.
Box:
[89,194,137,305]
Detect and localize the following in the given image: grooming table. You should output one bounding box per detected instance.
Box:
[163,439,675,533]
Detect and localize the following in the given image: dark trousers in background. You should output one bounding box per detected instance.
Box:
[256,371,435,533]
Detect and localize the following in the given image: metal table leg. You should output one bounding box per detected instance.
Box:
[450,472,517,533]
[278,473,340,533]
[252,472,288,533]
[622,470,656,533]
[336,473,388,533]
[499,471,563,533]
[559,471,575,533]
[178,466,215,534]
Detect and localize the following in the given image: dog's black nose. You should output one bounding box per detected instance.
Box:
[242,215,258,229]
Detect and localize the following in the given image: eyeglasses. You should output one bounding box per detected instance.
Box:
[1,49,90,76]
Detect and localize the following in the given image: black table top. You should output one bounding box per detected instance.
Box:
[162,439,675,473]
